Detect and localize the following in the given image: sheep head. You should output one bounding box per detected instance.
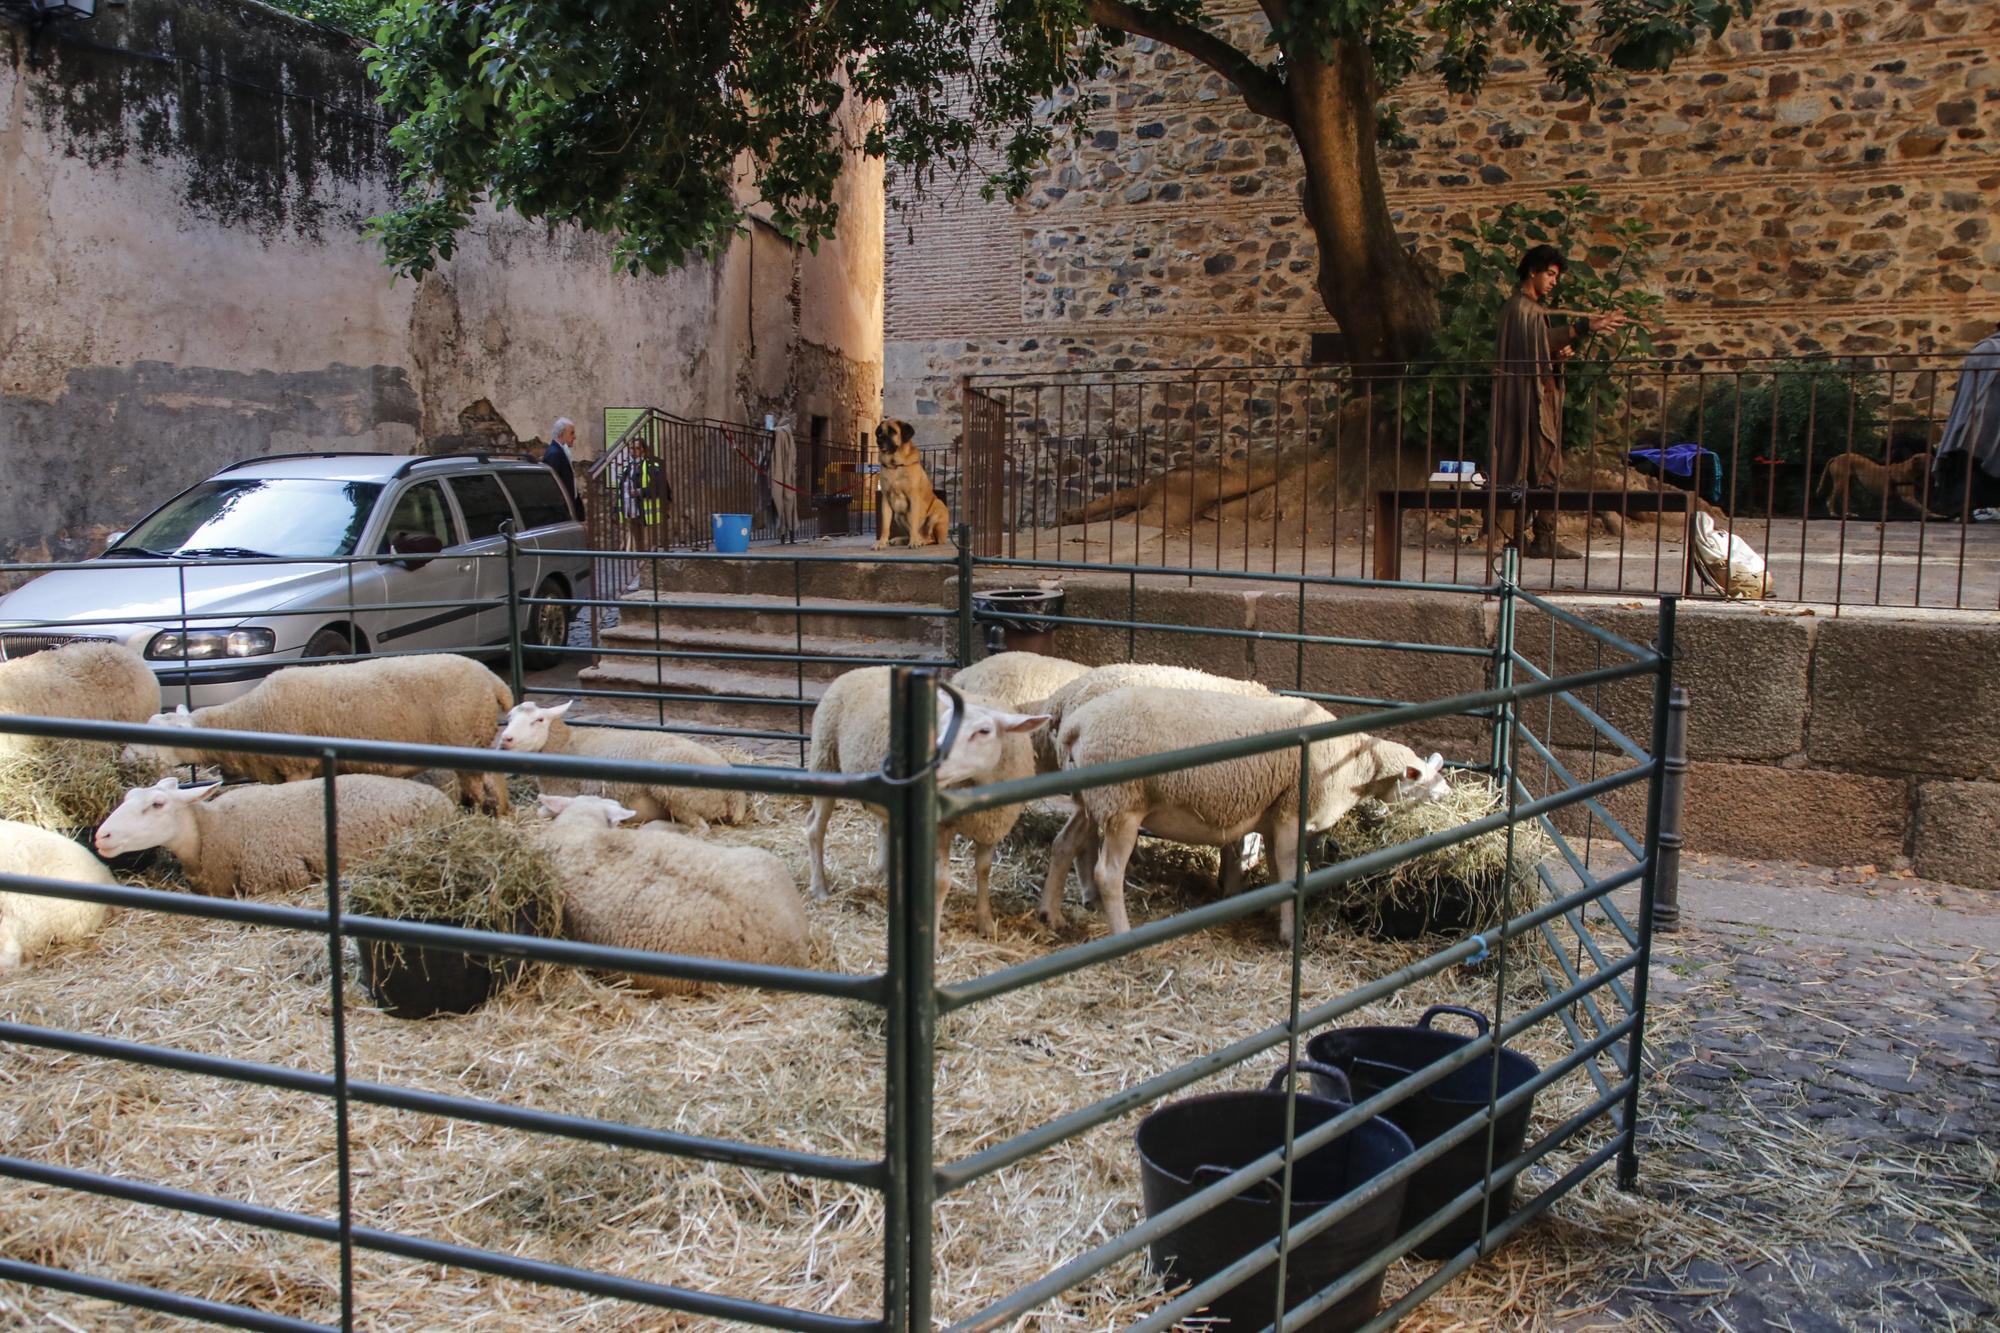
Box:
[937,697,1049,790]
[497,699,574,751]
[147,704,198,729]
[95,776,221,857]
[537,792,638,827]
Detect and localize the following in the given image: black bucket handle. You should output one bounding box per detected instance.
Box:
[1418,1004,1490,1036]
[1265,1059,1354,1104]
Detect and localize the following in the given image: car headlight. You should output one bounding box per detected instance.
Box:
[146,628,278,661]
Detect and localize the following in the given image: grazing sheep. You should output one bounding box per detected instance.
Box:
[94,774,454,898]
[1037,663,1278,905]
[143,654,513,812]
[951,652,1090,713]
[495,700,746,831]
[804,665,1049,939]
[0,818,114,968]
[532,794,808,995]
[0,642,160,756]
[1047,686,1448,943]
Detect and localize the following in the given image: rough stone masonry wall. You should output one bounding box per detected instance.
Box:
[0,0,883,565]
[886,0,1999,441]
[1022,577,2000,891]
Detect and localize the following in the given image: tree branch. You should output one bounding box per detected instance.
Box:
[1086,0,1292,126]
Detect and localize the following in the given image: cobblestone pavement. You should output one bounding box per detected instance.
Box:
[1570,859,1999,1332]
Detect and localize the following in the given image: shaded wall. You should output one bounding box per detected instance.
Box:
[0,0,883,563]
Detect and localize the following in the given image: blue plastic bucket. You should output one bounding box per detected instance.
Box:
[711,513,751,553]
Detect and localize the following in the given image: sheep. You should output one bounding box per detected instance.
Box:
[804,665,1049,939]
[532,794,808,995]
[1036,663,1277,906]
[495,699,746,831]
[1045,686,1449,943]
[93,774,455,898]
[0,641,160,756]
[0,819,114,968]
[950,651,1091,713]
[143,654,514,812]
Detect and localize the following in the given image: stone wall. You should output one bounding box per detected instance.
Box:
[0,0,883,564]
[1017,575,2000,891]
[886,0,1999,440]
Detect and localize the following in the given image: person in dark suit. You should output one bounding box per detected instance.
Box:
[543,417,584,521]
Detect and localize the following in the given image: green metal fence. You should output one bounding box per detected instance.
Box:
[0,541,1671,1330]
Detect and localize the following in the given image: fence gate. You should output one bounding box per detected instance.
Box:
[961,385,1008,557]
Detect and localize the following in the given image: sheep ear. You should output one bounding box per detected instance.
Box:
[548,699,575,718]
[538,794,572,816]
[609,802,640,824]
[151,776,181,792]
[167,782,219,804]
[1424,752,1445,779]
[999,711,1052,734]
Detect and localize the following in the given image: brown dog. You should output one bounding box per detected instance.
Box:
[873,419,951,548]
[1819,451,1930,518]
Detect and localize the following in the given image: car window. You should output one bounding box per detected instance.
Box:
[379,481,460,552]
[115,479,384,558]
[501,470,576,528]
[447,473,518,542]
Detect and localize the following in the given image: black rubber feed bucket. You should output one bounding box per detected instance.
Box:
[1135,1063,1415,1332]
[1305,1005,1540,1260]
[356,907,543,1020]
[971,587,1065,656]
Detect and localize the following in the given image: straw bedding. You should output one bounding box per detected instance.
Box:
[2,772,1678,1330]
[0,742,164,837]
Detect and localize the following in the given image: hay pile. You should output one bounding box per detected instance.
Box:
[0,741,163,835]
[1327,776,1552,939]
[0,779,1653,1330]
[344,809,564,960]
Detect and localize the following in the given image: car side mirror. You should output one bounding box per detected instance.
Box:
[387,531,444,569]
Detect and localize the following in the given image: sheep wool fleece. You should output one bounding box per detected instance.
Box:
[0,642,160,757]
[0,818,113,965]
[170,776,454,897]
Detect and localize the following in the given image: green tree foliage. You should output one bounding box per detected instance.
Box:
[1406,186,1662,464]
[258,0,387,38]
[361,0,1750,361]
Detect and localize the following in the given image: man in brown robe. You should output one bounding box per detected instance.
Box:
[1489,245,1626,558]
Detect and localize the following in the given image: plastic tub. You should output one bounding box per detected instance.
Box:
[711,512,752,553]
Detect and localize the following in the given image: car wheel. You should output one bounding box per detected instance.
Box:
[520,579,571,671]
[304,626,366,664]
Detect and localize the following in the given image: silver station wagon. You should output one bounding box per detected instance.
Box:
[0,452,592,707]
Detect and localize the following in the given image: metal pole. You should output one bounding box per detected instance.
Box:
[1653,687,1690,932]
[1489,546,1520,774]
[320,751,355,1331]
[502,521,525,703]
[1618,594,1676,1189]
[955,524,975,667]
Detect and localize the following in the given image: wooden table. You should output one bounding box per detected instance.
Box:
[1373,487,1698,590]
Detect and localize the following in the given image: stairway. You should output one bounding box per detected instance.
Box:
[577,553,959,738]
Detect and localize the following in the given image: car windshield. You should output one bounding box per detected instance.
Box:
[112,479,385,559]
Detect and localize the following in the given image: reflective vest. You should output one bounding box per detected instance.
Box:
[623,457,665,526]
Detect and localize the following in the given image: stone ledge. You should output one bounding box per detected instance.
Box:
[1809,616,2000,781]
[1914,780,2000,891]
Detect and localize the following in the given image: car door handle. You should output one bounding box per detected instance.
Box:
[458,561,474,573]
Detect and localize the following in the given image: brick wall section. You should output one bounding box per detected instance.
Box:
[1010,578,2000,891]
[886,0,1999,436]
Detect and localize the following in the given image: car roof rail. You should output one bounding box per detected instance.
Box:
[392,451,502,478]
[216,451,397,473]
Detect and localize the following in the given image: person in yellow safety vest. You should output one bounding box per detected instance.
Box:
[619,439,671,548]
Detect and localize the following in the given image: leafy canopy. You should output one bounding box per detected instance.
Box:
[360,0,1750,280]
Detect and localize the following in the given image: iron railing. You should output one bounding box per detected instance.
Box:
[961,355,2000,612]
[1,543,1670,1331]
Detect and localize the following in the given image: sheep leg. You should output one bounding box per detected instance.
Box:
[876,822,891,883]
[971,842,997,939]
[1078,826,1101,910]
[1093,811,1143,935]
[1271,814,1302,946]
[0,922,19,970]
[1219,840,1242,896]
[931,839,955,935]
[1036,805,1089,928]
[806,797,835,900]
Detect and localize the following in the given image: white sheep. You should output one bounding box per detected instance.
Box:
[1046,686,1448,943]
[495,700,746,831]
[94,774,455,898]
[143,654,514,812]
[532,794,809,995]
[0,641,161,756]
[950,651,1091,713]
[1037,663,1278,908]
[0,819,114,968]
[804,666,1049,939]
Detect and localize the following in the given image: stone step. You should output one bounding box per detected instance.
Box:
[594,623,948,683]
[628,554,956,605]
[613,588,953,643]
[573,660,829,739]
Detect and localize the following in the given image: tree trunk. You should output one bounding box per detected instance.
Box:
[1287,40,1438,366]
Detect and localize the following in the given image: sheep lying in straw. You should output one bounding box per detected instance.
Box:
[950,651,1091,713]
[1048,686,1449,943]
[0,641,161,758]
[94,774,454,898]
[805,665,1049,938]
[494,699,746,831]
[143,654,514,812]
[1037,662,1277,913]
[0,818,114,968]
[533,794,808,995]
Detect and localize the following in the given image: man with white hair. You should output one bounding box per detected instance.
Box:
[543,417,584,521]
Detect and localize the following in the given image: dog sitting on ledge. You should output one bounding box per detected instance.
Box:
[874,419,951,548]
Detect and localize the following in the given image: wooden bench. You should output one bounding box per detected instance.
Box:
[1373,487,1698,589]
